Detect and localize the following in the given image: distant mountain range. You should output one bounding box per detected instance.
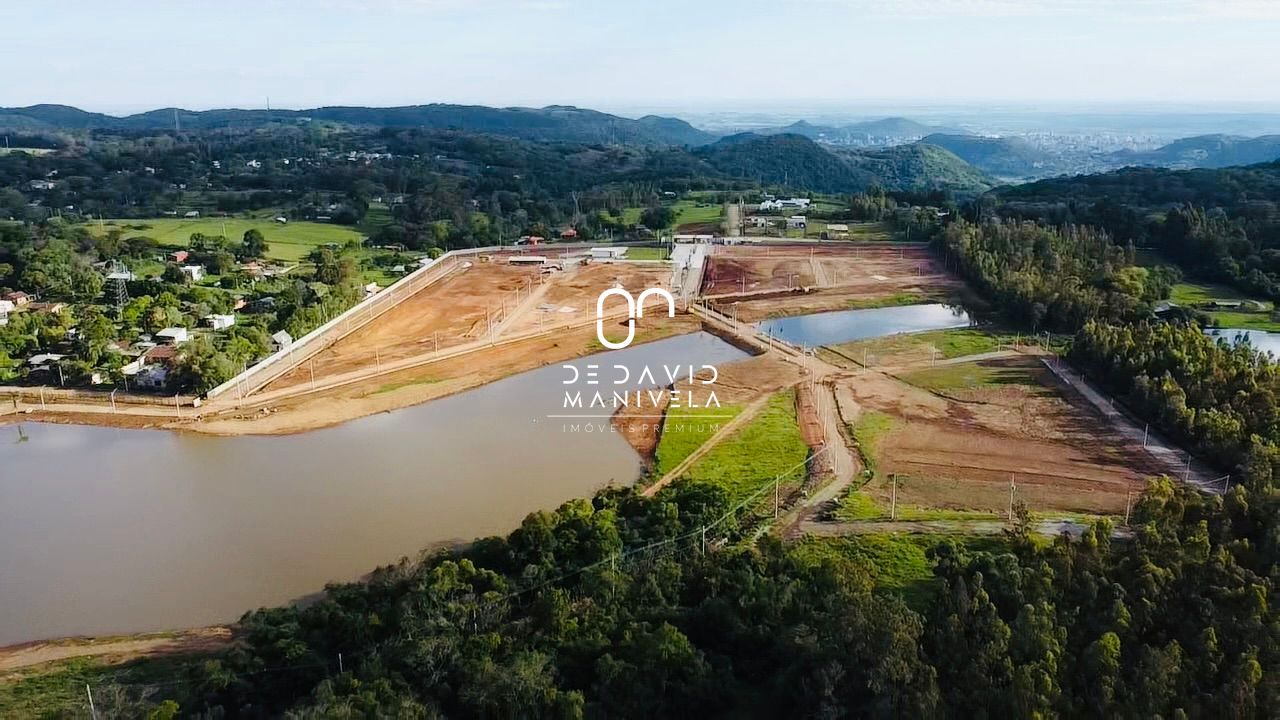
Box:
[0,103,717,147]
[1114,134,1280,170]
[752,117,968,146]
[696,133,994,194]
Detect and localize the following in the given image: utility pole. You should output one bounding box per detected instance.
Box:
[1008,474,1016,521]
[890,474,898,520]
[86,684,98,720]
[1124,491,1134,526]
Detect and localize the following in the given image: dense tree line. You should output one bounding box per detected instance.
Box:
[1070,321,1280,489]
[991,161,1280,299]
[110,475,1276,717]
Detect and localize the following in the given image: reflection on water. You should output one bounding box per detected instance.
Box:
[0,332,746,645]
[1205,328,1280,358]
[755,303,972,347]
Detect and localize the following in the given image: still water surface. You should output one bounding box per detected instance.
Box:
[756,303,972,347]
[1205,328,1280,357]
[0,333,746,645]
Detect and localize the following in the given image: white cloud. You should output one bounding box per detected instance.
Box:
[801,0,1280,20]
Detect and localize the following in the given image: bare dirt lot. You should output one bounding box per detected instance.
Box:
[847,355,1163,515]
[267,262,543,390]
[199,314,703,436]
[502,262,674,336]
[702,244,966,321]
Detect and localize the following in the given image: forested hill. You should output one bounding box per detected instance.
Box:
[994,159,1280,207]
[0,103,718,147]
[697,133,994,194]
[1115,133,1280,169]
[922,133,1059,180]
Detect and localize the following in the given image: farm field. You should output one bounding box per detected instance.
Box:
[702,243,965,321]
[837,355,1162,517]
[91,217,364,262]
[672,200,723,231]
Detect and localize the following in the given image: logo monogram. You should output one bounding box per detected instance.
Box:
[596,287,675,350]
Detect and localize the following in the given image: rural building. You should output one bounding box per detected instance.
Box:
[270,331,293,351]
[156,327,190,345]
[759,198,811,212]
[825,223,849,238]
[364,282,380,298]
[169,250,189,263]
[180,265,206,282]
[786,216,807,230]
[28,301,66,314]
[27,180,57,191]
[204,314,236,330]
[275,216,288,224]
[0,300,10,326]
[183,210,200,218]
[560,228,578,239]
[3,291,31,306]
[589,247,628,260]
[748,216,772,228]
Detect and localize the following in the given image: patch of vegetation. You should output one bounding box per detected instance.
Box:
[0,654,199,718]
[369,375,440,395]
[622,246,670,261]
[901,358,1045,393]
[844,292,929,310]
[850,409,895,479]
[830,327,1009,364]
[652,404,743,476]
[683,389,808,503]
[671,199,723,229]
[92,218,364,263]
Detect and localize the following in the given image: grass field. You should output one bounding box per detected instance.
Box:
[653,405,744,476]
[794,535,1004,608]
[672,200,723,229]
[0,655,195,718]
[1170,281,1280,331]
[90,218,364,262]
[623,247,670,261]
[901,357,1044,393]
[684,389,808,502]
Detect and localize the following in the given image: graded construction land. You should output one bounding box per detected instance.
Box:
[701,244,965,321]
[196,313,703,436]
[838,354,1163,517]
[502,262,675,336]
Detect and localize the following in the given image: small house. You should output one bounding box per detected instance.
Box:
[786,216,807,230]
[28,301,66,314]
[155,327,190,345]
[748,216,771,228]
[180,265,206,282]
[364,282,380,298]
[560,228,579,240]
[589,247,628,260]
[825,223,849,238]
[183,210,200,219]
[204,314,236,331]
[270,331,293,351]
[169,250,190,263]
[275,216,288,224]
[3,291,31,307]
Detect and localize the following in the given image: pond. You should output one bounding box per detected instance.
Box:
[1204,328,1280,357]
[755,303,972,347]
[0,332,747,646]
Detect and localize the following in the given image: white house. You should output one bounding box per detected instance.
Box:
[589,247,628,260]
[155,327,190,345]
[758,200,782,212]
[274,216,288,224]
[180,265,206,282]
[748,216,772,228]
[786,216,807,230]
[204,314,236,330]
[825,223,849,238]
[270,331,293,351]
[183,210,200,218]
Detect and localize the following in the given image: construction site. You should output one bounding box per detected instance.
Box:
[700,243,967,321]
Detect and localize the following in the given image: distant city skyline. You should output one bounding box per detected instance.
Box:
[3,0,1279,114]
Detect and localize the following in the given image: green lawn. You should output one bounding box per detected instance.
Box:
[90,218,364,263]
[1170,282,1279,331]
[672,200,723,229]
[623,246,671,261]
[683,389,808,503]
[851,409,895,480]
[653,404,744,476]
[357,201,395,236]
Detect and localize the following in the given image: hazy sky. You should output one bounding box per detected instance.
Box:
[3,0,1278,114]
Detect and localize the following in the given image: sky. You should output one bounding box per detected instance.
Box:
[3,0,1279,115]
